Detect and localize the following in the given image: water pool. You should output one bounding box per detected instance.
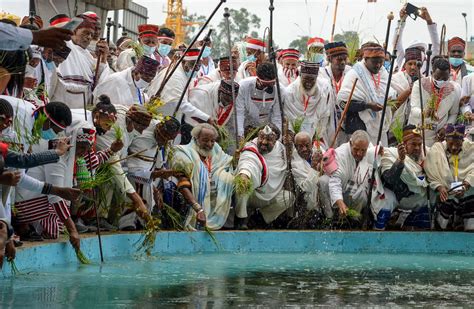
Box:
[2,252,474,307]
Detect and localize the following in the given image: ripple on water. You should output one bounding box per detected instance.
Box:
[2,252,474,307]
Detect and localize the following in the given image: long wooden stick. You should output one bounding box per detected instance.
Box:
[330,78,358,149]
[107,149,148,165]
[330,0,339,42]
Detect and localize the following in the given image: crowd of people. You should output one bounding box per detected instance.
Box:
[0,4,473,267]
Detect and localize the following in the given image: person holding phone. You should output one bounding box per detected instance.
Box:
[393,4,440,73]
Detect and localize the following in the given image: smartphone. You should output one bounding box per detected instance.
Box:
[48,139,59,150]
[62,17,83,31]
[405,3,421,20]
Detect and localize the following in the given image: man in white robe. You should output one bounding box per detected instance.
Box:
[292,132,322,210]
[390,48,422,127]
[374,125,430,230]
[9,101,83,248]
[337,44,396,146]
[236,62,283,137]
[236,37,267,81]
[460,73,474,139]
[447,37,474,86]
[235,125,292,229]
[194,56,239,87]
[188,80,240,154]
[95,104,154,230]
[408,57,460,146]
[277,49,300,88]
[394,5,439,72]
[124,117,181,230]
[53,16,110,109]
[145,49,212,126]
[116,24,173,72]
[425,124,474,231]
[320,42,352,145]
[196,38,216,78]
[170,124,234,231]
[319,130,377,219]
[284,61,333,145]
[93,56,159,106]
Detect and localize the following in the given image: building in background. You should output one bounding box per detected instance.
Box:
[35,0,147,42]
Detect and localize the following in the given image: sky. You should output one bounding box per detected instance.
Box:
[1,0,473,48]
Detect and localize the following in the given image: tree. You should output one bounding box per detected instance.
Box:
[181,8,261,59]
[184,13,207,43]
[212,8,262,58]
[289,36,311,53]
[334,31,360,62]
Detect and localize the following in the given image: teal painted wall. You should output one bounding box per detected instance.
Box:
[2,231,473,276]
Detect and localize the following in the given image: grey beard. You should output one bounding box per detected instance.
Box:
[299,81,317,97]
[192,141,212,158]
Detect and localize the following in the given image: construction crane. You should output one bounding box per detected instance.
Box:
[164,0,202,47]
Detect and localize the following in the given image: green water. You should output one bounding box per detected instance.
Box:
[2,252,474,307]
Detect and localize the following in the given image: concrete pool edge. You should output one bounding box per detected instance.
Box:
[2,231,473,276]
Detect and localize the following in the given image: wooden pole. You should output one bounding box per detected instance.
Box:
[330,0,340,42]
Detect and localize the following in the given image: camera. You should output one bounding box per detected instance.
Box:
[405,3,421,20]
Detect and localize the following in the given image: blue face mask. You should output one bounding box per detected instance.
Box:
[142,44,156,55]
[45,61,55,71]
[185,70,197,79]
[247,54,257,62]
[383,61,391,71]
[202,46,212,58]
[40,128,57,140]
[158,43,172,57]
[311,53,325,64]
[449,57,464,67]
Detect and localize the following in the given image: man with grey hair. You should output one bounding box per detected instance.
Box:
[319,130,381,219]
[292,131,323,210]
[170,123,234,230]
[234,125,292,229]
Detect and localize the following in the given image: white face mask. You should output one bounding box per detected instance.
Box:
[25,64,37,79]
[433,78,447,88]
[135,78,149,89]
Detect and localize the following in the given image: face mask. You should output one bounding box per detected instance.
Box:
[433,79,447,88]
[143,44,156,55]
[311,53,325,64]
[1,127,15,141]
[449,57,464,67]
[185,70,197,79]
[25,64,36,79]
[45,61,55,71]
[202,46,212,58]
[158,43,172,57]
[40,128,57,140]
[247,54,257,62]
[383,61,391,71]
[135,78,149,89]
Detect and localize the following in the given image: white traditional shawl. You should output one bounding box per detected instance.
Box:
[93,68,148,106]
[408,77,461,134]
[291,150,319,208]
[188,82,235,129]
[380,147,428,195]
[171,140,234,230]
[425,141,474,190]
[237,139,287,201]
[337,62,395,145]
[56,40,109,108]
[284,77,333,144]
